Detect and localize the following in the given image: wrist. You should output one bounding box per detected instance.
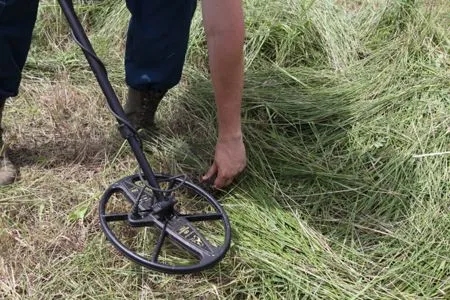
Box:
[218,129,243,143]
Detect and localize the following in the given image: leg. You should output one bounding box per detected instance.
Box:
[0,0,39,185]
[124,0,197,92]
[123,0,197,130]
[0,0,39,99]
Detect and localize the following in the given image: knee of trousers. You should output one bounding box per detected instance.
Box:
[124,0,197,92]
[0,0,39,99]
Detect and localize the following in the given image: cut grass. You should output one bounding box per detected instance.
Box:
[1,0,449,299]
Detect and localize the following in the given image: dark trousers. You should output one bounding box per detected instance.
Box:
[0,0,197,101]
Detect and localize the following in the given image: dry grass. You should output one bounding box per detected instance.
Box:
[0,63,240,300]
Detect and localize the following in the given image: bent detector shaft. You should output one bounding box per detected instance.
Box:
[58,0,232,274]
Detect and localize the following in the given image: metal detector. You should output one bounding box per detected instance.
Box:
[58,0,231,274]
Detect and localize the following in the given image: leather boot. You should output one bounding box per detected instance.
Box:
[123,87,167,130]
[0,101,17,186]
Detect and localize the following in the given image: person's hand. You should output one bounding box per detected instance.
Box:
[202,135,246,189]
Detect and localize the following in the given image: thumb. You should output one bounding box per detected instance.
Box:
[202,162,217,182]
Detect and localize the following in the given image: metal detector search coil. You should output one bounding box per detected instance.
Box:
[58,0,232,274]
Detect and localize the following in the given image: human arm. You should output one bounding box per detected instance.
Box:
[200,0,246,189]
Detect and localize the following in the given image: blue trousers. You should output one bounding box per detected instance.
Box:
[0,0,197,101]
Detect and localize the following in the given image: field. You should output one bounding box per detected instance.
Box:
[1,0,449,299]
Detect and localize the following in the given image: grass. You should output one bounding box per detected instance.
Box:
[1,0,449,299]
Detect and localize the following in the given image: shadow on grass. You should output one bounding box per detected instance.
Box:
[5,127,127,173]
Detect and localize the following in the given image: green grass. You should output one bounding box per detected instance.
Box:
[1,0,449,299]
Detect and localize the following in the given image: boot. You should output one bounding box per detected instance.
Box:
[123,87,167,130]
[0,101,17,186]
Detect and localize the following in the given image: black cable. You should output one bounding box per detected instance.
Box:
[68,27,189,203]
[137,172,188,193]
[131,185,147,217]
[130,173,187,216]
[69,29,142,145]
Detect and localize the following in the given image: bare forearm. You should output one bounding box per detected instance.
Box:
[202,0,245,141]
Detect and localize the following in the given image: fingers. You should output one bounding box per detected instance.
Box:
[213,173,232,189]
[202,163,231,189]
[202,162,217,182]
[202,161,244,189]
